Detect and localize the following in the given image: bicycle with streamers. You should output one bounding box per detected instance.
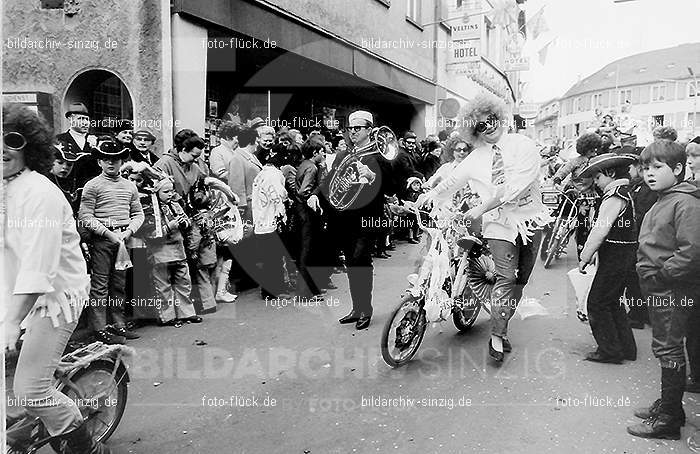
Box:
[380,203,497,368]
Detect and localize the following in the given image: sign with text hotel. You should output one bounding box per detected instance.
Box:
[504,55,530,72]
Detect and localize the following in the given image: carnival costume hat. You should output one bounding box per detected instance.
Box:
[92,140,130,160]
[348,110,374,126]
[65,102,90,118]
[580,152,637,179]
[52,141,80,162]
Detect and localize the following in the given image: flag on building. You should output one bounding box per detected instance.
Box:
[526,7,549,40]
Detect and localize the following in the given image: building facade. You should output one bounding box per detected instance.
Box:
[533,98,559,145]
[3,0,519,149]
[557,43,700,143]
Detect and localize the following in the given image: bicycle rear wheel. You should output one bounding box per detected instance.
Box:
[381,294,427,368]
[51,360,128,452]
[543,216,564,269]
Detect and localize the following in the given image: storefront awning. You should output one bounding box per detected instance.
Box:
[173,0,435,104]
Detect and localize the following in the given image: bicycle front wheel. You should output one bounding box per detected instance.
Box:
[381,293,427,368]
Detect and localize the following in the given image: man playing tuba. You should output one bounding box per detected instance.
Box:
[307,110,395,330]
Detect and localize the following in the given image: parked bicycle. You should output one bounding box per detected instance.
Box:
[540,188,598,268]
[5,341,131,454]
[380,205,496,368]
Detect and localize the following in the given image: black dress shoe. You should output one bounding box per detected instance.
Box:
[502,337,512,353]
[180,315,203,324]
[584,351,623,364]
[355,314,372,330]
[387,243,396,250]
[488,339,504,362]
[339,312,360,324]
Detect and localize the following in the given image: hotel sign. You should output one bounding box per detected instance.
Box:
[504,55,530,72]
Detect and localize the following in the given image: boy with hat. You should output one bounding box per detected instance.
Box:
[626,141,700,440]
[578,152,639,364]
[132,129,160,165]
[79,140,145,344]
[49,142,82,212]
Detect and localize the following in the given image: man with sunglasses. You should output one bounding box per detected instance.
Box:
[307,110,393,330]
[418,93,550,362]
[392,131,424,201]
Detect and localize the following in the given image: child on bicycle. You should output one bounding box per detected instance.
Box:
[578,152,638,364]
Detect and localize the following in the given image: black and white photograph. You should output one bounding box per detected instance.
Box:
[2,0,700,453]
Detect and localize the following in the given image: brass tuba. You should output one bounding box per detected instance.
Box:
[328,126,399,211]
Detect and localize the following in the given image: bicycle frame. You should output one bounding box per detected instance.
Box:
[405,205,486,321]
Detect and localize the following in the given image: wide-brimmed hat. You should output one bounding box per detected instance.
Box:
[580,152,637,178]
[52,141,80,162]
[65,102,90,118]
[93,140,130,160]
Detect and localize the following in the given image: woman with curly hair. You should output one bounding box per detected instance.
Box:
[2,103,111,453]
[418,92,551,362]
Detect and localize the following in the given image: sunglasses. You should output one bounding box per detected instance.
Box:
[4,132,27,151]
[405,140,416,145]
[348,126,368,132]
[474,114,500,134]
[454,146,469,152]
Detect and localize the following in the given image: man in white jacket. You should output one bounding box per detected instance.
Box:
[418,93,551,362]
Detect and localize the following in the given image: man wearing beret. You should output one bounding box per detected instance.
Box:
[307,110,394,330]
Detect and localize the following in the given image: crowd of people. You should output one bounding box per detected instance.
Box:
[10,101,475,346]
[4,88,700,451]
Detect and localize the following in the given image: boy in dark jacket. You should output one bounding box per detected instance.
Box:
[627,141,700,440]
[626,147,658,328]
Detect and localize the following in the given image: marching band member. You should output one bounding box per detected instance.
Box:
[307,110,394,330]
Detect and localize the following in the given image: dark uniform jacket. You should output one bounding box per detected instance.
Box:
[55,130,101,209]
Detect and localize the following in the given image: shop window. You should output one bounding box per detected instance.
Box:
[591,93,602,109]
